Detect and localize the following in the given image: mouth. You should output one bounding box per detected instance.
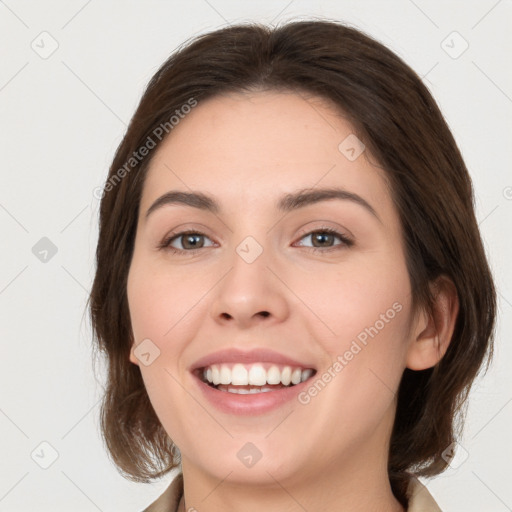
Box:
[192,363,317,394]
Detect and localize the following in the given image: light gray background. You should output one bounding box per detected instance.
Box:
[1,1,511,510]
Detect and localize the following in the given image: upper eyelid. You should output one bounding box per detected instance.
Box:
[164,221,351,239]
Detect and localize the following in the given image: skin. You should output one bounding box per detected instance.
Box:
[127,91,459,512]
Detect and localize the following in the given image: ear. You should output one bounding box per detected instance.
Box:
[406,275,459,370]
[129,339,140,366]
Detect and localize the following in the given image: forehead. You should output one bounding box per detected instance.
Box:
[140,91,393,220]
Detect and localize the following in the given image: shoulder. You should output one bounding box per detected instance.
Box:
[141,472,183,512]
[407,477,442,512]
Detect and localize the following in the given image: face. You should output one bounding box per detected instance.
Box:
[127,91,417,488]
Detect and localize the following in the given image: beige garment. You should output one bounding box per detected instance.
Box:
[142,472,442,512]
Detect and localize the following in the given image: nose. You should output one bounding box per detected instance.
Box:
[209,241,290,329]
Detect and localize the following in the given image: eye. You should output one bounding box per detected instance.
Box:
[158,230,215,254]
[294,227,354,253]
[158,227,354,255]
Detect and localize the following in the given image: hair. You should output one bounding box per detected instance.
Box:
[88,18,496,507]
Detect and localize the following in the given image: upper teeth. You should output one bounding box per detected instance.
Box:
[202,363,314,386]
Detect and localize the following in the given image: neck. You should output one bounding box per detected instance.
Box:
[179,446,405,511]
[178,401,405,511]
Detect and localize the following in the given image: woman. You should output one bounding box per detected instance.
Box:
[89,20,496,511]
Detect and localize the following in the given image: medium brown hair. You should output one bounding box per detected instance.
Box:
[88,19,496,507]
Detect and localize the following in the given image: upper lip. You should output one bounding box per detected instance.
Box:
[190,348,316,371]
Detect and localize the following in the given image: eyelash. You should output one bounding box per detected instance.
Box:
[158,227,354,255]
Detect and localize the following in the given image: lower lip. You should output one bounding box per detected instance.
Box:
[192,373,314,416]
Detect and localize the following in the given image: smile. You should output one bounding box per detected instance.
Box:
[197,363,315,394]
[192,363,318,415]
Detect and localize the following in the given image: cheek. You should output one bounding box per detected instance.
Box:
[288,251,411,350]
[126,259,202,433]
[127,256,207,348]
[287,251,412,422]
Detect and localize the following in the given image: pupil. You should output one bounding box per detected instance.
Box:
[314,233,333,247]
[184,234,203,249]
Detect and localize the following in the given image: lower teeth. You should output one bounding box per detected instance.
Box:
[215,383,292,394]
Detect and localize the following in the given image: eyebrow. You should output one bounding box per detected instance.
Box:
[145,187,381,223]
